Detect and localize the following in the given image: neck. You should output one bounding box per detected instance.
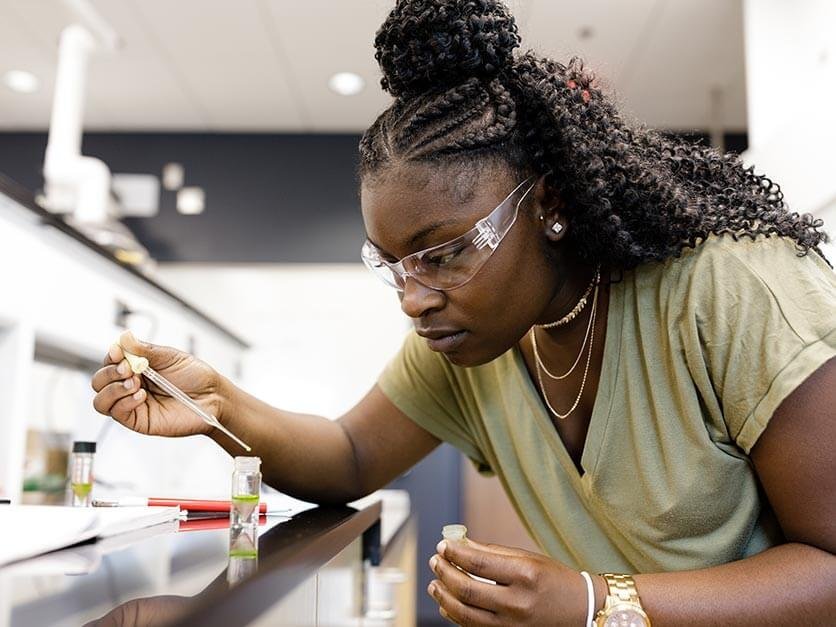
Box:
[535,256,600,346]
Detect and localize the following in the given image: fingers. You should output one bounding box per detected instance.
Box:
[430,554,504,612]
[92,377,143,417]
[436,540,524,585]
[428,579,501,627]
[91,361,132,392]
[103,342,124,366]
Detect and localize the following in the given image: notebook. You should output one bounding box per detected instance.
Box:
[0,505,180,567]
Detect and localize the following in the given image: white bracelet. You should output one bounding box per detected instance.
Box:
[580,570,595,627]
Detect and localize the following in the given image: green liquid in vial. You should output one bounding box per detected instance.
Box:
[232,494,259,521]
[228,549,258,558]
[71,483,92,499]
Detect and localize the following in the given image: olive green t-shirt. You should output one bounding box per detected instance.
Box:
[377,235,836,573]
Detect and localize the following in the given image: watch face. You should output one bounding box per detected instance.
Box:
[603,607,649,627]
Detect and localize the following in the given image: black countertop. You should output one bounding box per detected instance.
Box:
[2,500,382,627]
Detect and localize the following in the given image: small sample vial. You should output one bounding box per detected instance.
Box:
[230,456,261,527]
[227,523,259,585]
[67,441,96,507]
[441,523,497,585]
[442,524,468,544]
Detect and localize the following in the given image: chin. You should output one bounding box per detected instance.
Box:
[442,344,504,368]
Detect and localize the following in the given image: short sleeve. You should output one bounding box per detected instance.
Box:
[378,330,490,469]
[686,236,836,453]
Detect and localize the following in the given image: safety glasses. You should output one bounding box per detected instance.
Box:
[361,175,537,292]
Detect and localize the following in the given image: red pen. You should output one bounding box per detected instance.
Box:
[92,496,268,514]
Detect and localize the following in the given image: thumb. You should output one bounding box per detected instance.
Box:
[119,330,149,356]
[462,538,533,558]
[118,330,179,370]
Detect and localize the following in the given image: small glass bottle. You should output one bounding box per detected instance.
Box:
[230,456,261,527]
[442,524,467,544]
[227,523,259,585]
[67,441,96,507]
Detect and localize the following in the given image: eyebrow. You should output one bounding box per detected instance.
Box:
[368,218,461,258]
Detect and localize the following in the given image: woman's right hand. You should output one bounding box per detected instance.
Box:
[92,330,226,438]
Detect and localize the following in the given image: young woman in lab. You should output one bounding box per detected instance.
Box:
[93,1,836,624]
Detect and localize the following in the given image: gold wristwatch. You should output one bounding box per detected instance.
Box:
[594,573,651,626]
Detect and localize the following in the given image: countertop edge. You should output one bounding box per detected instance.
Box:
[169,499,383,627]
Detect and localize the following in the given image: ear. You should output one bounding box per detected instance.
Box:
[533,177,568,242]
[539,211,567,242]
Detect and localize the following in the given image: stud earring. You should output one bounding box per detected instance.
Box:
[551,222,563,234]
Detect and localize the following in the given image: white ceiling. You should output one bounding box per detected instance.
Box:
[0,0,746,132]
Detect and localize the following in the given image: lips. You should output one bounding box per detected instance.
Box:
[416,328,467,352]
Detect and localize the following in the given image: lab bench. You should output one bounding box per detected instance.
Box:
[0,491,416,626]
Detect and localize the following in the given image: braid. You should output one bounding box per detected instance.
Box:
[359,0,830,269]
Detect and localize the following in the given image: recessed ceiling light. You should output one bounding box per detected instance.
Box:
[328,72,365,96]
[177,187,205,215]
[4,70,39,94]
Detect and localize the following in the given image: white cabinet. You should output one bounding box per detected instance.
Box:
[0,187,247,501]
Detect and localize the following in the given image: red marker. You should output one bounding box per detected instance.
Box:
[93,496,268,514]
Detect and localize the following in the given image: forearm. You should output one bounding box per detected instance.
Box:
[207,375,363,504]
[630,543,836,626]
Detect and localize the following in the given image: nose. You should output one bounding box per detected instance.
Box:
[399,277,445,319]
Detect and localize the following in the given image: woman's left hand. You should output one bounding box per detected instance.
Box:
[427,538,590,626]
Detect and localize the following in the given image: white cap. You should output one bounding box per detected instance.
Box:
[442,524,467,541]
[234,456,261,472]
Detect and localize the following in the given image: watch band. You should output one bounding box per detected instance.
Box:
[601,573,642,605]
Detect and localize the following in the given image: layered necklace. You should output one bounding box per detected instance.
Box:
[529,267,601,420]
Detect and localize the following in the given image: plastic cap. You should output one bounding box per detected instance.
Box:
[234,456,261,472]
[442,524,467,541]
[72,441,97,453]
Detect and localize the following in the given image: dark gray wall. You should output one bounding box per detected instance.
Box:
[0,130,748,265]
[0,132,366,263]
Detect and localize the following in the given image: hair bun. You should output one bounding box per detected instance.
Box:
[375,0,520,99]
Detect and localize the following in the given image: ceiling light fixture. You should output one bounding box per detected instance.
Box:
[328,72,365,96]
[177,187,205,215]
[4,70,39,94]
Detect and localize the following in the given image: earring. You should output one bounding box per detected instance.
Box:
[551,222,563,234]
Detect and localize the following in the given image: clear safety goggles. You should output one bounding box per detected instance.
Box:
[361,175,537,292]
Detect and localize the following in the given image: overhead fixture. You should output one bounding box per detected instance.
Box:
[4,70,39,94]
[177,187,205,215]
[162,162,185,191]
[328,72,365,96]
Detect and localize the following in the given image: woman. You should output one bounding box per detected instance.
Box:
[93,1,836,624]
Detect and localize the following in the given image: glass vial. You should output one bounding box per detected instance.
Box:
[442,524,467,544]
[67,441,96,507]
[230,456,261,527]
[227,523,259,585]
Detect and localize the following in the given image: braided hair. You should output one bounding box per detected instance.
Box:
[358,0,829,269]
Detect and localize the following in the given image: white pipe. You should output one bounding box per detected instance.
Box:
[62,0,122,50]
[43,24,113,222]
[46,25,94,162]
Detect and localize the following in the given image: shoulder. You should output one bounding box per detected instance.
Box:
[635,234,836,314]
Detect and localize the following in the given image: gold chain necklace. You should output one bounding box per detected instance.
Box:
[530,282,597,380]
[537,268,600,329]
[531,281,599,419]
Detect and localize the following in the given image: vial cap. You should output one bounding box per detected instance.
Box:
[234,456,261,472]
[72,441,97,453]
[442,524,467,541]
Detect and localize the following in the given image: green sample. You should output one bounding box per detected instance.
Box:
[71,482,92,499]
[228,549,258,558]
